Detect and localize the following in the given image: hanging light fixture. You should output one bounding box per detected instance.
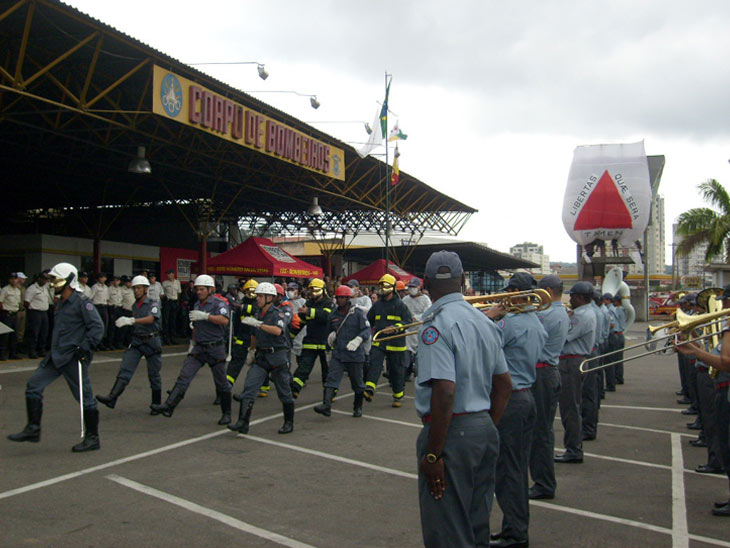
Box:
[364,123,372,135]
[128,146,151,174]
[257,64,269,80]
[309,95,321,109]
[188,61,269,81]
[307,196,323,216]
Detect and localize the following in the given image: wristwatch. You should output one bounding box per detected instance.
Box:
[425,452,441,464]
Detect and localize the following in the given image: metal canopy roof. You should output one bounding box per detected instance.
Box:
[0,0,476,247]
[342,241,539,274]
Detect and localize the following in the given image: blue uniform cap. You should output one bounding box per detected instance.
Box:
[602,292,614,300]
[407,277,421,288]
[504,271,537,291]
[346,279,360,287]
[570,281,594,295]
[424,251,463,280]
[538,274,562,290]
[716,285,730,300]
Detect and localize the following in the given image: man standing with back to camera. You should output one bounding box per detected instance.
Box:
[415,250,512,548]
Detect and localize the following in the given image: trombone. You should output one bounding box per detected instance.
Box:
[372,289,552,343]
[579,307,730,374]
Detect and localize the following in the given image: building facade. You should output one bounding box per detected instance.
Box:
[673,222,710,288]
[623,194,666,276]
[509,242,551,275]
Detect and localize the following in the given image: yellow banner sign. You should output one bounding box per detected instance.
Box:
[152,65,345,181]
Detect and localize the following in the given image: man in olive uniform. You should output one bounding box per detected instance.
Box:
[8,263,105,452]
[365,273,413,406]
[23,272,51,359]
[0,272,22,360]
[96,276,163,413]
[151,274,231,425]
[91,272,110,350]
[290,278,333,398]
[229,282,295,435]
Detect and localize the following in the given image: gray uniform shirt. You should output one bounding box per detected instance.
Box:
[536,302,570,366]
[50,290,104,367]
[561,303,597,357]
[192,296,229,344]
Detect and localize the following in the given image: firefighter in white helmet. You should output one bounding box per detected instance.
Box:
[7,263,105,452]
[96,275,164,413]
[229,282,296,435]
[151,274,232,424]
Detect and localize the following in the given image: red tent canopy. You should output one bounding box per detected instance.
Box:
[342,259,420,287]
[207,236,323,279]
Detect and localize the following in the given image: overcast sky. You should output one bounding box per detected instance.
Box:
[67,0,730,263]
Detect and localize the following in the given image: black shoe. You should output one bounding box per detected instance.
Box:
[686,422,702,430]
[681,408,698,415]
[712,503,730,517]
[72,408,100,452]
[605,387,616,392]
[314,387,334,417]
[582,434,596,441]
[151,384,186,417]
[554,454,583,464]
[278,402,294,434]
[228,401,253,434]
[353,392,364,418]
[7,397,42,442]
[616,380,624,385]
[96,378,127,409]
[676,390,686,396]
[714,499,730,508]
[528,488,554,500]
[217,391,232,425]
[689,438,708,447]
[489,538,529,548]
[695,464,723,474]
[150,389,162,415]
[677,396,692,405]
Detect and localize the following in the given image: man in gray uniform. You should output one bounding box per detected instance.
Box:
[8,263,105,452]
[151,274,231,425]
[415,251,512,548]
[612,295,627,385]
[96,275,163,413]
[486,272,547,548]
[581,290,605,441]
[529,274,570,500]
[228,282,296,435]
[555,281,596,463]
[314,284,371,418]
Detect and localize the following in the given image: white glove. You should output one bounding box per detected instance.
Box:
[346,336,363,351]
[241,316,263,328]
[187,340,194,354]
[245,349,256,367]
[327,331,337,348]
[189,310,210,322]
[115,316,135,328]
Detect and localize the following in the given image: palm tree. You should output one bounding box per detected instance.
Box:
[675,179,730,262]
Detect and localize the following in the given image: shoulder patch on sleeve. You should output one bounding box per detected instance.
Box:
[86,302,94,311]
[220,307,228,316]
[422,326,439,345]
[496,319,506,330]
[151,306,158,314]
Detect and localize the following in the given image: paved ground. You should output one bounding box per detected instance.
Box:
[1,322,729,547]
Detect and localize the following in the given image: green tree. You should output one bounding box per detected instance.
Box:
[675,179,730,262]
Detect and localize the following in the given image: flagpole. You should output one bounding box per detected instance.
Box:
[384,71,391,274]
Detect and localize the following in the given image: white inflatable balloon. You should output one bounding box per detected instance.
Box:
[563,141,652,248]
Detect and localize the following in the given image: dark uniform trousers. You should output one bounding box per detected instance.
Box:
[558,356,585,458]
[366,345,406,397]
[698,368,722,469]
[162,299,179,341]
[676,353,689,397]
[581,348,600,439]
[25,309,49,356]
[293,348,328,388]
[176,342,230,393]
[417,412,499,548]
[0,310,18,357]
[714,384,730,472]
[612,332,625,383]
[238,349,294,406]
[226,340,250,385]
[118,336,162,390]
[495,389,537,544]
[26,355,97,409]
[117,309,134,347]
[607,333,624,389]
[324,356,365,393]
[684,355,700,408]
[108,306,122,348]
[95,304,109,345]
[529,365,561,496]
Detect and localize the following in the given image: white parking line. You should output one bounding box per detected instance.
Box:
[671,433,689,548]
[601,404,682,413]
[106,474,318,548]
[0,351,190,374]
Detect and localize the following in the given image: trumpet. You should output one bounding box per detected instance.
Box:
[464,289,552,314]
[579,307,730,374]
[372,320,426,343]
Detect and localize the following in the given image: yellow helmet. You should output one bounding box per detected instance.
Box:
[379,274,396,287]
[242,279,258,297]
[308,278,325,297]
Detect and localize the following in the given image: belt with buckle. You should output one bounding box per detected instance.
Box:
[256,347,288,354]
[196,339,224,349]
[135,332,159,339]
[536,362,553,368]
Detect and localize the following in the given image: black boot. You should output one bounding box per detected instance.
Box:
[218,391,232,425]
[279,402,294,434]
[353,392,364,418]
[150,389,162,416]
[213,394,220,405]
[72,408,100,452]
[228,400,253,434]
[314,387,335,417]
[8,397,42,442]
[150,383,186,417]
[95,378,127,409]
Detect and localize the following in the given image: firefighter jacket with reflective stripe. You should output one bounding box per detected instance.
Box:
[298,296,333,349]
[233,297,259,344]
[367,295,413,351]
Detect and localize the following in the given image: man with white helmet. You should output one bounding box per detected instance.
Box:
[7,262,105,452]
[96,276,163,412]
[151,274,231,424]
[229,282,296,435]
